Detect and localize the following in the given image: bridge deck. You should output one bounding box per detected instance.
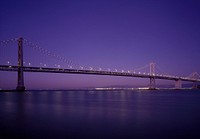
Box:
[0,65,199,83]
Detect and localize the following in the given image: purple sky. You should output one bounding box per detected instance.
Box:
[1,0,200,89]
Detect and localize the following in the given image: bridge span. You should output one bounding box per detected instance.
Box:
[1,37,200,90]
[1,65,200,90]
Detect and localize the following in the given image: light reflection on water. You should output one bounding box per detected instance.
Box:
[0,90,200,139]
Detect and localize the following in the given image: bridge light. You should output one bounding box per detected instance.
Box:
[122,70,124,73]
[80,66,83,70]
[115,69,117,72]
[58,65,60,68]
[139,72,141,74]
[128,71,130,73]
[99,68,102,71]
[28,62,31,66]
[70,66,72,69]
[7,61,10,64]
[44,64,46,67]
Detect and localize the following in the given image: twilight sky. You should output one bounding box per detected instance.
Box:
[0,0,200,89]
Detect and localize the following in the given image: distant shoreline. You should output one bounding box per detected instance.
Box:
[0,87,198,92]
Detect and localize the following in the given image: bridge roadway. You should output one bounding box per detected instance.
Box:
[0,65,200,83]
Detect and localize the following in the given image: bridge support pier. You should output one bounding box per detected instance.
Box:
[16,37,25,91]
[149,77,156,89]
[192,82,198,89]
[175,79,182,89]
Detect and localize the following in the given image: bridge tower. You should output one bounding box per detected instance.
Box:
[16,37,25,91]
[175,79,182,89]
[149,62,156,89]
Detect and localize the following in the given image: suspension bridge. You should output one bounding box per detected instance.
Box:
[0,37,200,91]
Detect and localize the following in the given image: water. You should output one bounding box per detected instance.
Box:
[0,89,200,139]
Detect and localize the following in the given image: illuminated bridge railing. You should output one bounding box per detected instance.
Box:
[1,65,200,83]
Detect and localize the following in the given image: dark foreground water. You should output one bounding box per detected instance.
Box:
[0,89,200,139]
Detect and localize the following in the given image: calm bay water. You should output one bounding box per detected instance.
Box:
[0,89,200,139]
